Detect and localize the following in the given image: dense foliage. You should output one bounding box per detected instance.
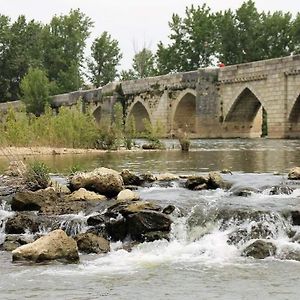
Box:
[1,1,300,103]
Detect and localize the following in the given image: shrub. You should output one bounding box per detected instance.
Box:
[25,161,50,191]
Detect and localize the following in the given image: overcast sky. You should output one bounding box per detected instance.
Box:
[0,0,299,70]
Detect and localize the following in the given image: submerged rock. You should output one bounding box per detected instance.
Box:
[269,185,293,195]
[288,167,300,180]
[74,233,110,254]
[185,175,208,190]
[12,229,79,263]
[242,240,277,259]
[120,169,142,186]
[70,167,124,197]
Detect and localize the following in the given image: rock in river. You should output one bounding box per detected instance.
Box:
[117,189,139,202]
[288,167,300,180]
[74,233,110,254]
[242,239,277,259]
[70,167,124,197]
[12,229,79,263]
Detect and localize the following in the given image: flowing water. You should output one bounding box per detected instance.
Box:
[1,139,300,300]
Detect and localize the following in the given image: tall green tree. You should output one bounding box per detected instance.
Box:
[88,31,122,87]
[120,48,156,80]
[43,9,93,93]
[0,16,44,101]
[156,5,216,74]
[20,67,50,116]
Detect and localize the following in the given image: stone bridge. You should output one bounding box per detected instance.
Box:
[2,54,300,138]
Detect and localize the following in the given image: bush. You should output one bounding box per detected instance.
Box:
[25,161,50,191]
[20,67,51,116]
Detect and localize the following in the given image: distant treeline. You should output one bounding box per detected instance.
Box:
[1,0,300,103]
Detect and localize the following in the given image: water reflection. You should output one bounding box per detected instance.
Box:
[0,139,299,174]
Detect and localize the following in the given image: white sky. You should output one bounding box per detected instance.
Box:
[0,0,299,70]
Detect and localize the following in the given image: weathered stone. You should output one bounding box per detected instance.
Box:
[11,189,59,212]
[4,160,27,177]
[105,217,127,241]
[127,211,171,240]
[288,167,300,180]
[140,172,156,182]
[120,169,142,186]
[122,201,161,214]
[74,233,110,254]
[156,173,179,181]
[185,175,208,190]
[207,172,230,189]
[67,188,107,201]
[117,189,139,202]
[0,234,34,252]
[12,229,79,263]
[70,167,124,197]
[242,240,277,259]
[5,213,41,234]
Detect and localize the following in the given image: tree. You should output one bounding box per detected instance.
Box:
[132,48,156,78]
[20,67,50,116]
[120,47,156,80]
[156,5,216,74]
[43,9,93,93]
[0,15,44,101]
[88,31,122,87]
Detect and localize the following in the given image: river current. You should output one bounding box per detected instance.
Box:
[1,139,300,300]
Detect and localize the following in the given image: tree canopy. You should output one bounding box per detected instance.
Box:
[1,1,300,104]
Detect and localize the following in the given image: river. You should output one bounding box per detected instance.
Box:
[1,139,300,300]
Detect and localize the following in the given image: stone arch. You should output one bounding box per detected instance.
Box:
[127,100,152,133]
[172,90,197,134]
[93,105,102,123]
[224,87,267,137]
[225,87,266,122]
[289,94,300,123]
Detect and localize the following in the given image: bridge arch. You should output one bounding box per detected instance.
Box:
[289,93,300,123]
[224,87,267,137]
[172,89,197,134]
[126,99,152,133]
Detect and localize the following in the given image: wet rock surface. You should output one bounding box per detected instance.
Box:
[242,240,277,259]
[74,233,110,254]
[12,229,79,263]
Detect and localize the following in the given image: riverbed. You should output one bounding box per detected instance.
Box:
[1,139,300,300]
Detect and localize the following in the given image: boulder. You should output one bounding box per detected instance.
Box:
[156,173,179,181]
[0,234,34,252]
[207,172,230,189]
[142,231,170,242]
[288,167,300,180]
[185,175,208,190]
[70,167,124,197]
[242,240,277,259]
[5,213,41,234]
[162,205,176,215]
[231,187,258,197]
[11,189,59,212]
[278,246,300,261]
[67,188,107,201]
[74,233,110,254]
[12,229,79,263]
[140,172,156,183]
[120,169,142,186]
[117,189,139,202]
[127,210,171,240]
